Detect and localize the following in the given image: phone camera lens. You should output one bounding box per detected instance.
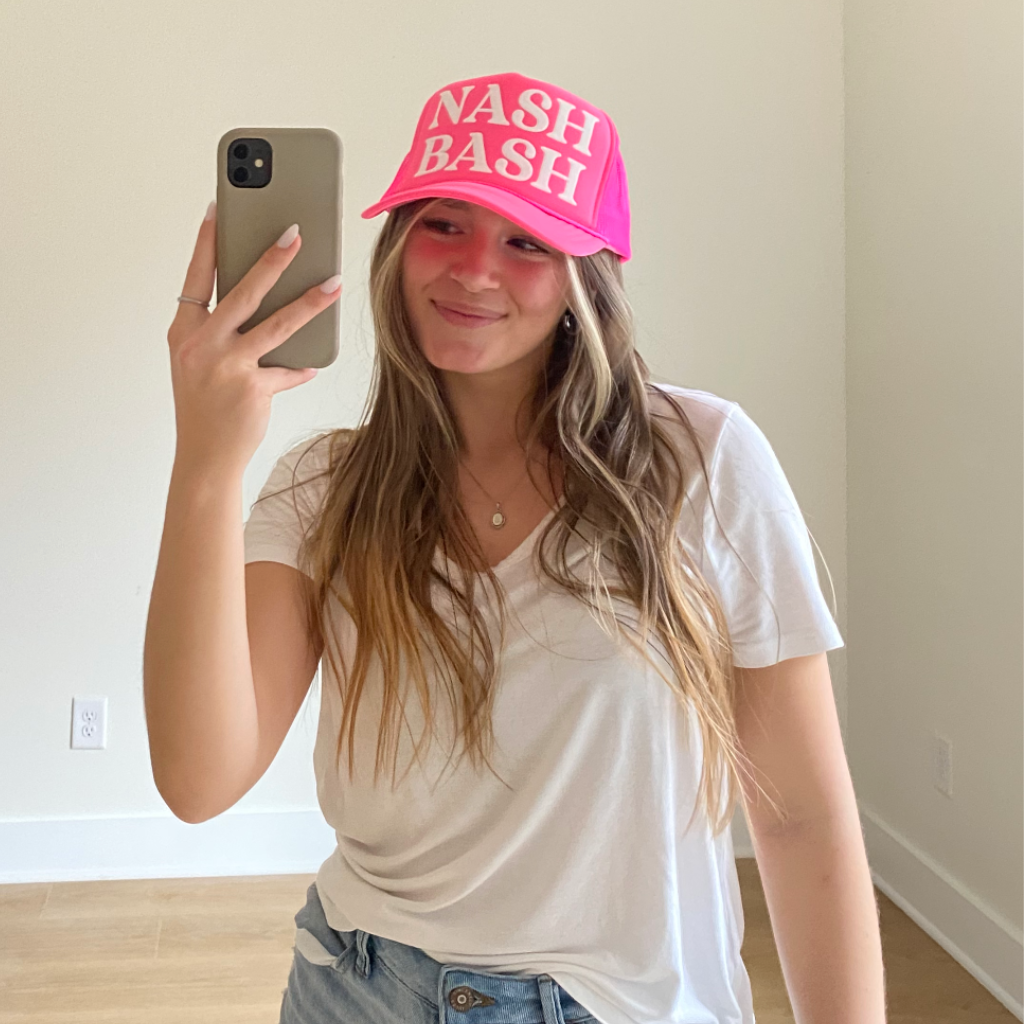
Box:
[226,137,270,189]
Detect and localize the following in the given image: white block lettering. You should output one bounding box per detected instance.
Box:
[530,146,586,205]
[547,99,600,156]
[428,87,475,129]
[512,89,552,132]
[443,132,492,173]
[463,83,510,125]
[414,135,453,176]
[494,138,536,181]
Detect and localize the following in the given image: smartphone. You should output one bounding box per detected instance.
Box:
[216,127,342,369]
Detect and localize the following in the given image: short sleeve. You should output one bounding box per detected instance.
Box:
[243,432,335,578]
[700,404,844,668]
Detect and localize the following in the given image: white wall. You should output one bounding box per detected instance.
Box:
[0,0,1018,1014]
[844,1,1022,1014]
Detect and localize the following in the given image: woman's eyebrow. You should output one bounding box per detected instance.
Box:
[430,200,545,243]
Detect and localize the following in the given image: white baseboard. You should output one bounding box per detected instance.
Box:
[0,804,1019,1020]
[0,808,337,882]
[857,803,1022,1020]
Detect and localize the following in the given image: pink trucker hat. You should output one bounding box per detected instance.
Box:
[361,71,631,261]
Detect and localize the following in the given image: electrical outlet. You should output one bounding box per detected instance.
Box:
[71,697,108,750]
[932,732,952,797]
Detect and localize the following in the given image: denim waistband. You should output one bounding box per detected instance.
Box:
[295,883,596,1024]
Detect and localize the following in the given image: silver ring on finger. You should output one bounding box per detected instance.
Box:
[177,294,210,308]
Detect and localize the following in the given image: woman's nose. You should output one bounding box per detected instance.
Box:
[448,234,502,289]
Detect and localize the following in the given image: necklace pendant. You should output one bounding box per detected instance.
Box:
[491,506,506,529]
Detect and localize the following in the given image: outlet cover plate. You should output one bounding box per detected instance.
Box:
[71,697,108,750]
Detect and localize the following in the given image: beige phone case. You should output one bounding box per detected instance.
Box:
[216,127,342,369]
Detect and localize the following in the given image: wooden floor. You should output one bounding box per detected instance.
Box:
[0,857,1014,1023]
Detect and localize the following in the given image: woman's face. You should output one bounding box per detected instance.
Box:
[400,199,570,379]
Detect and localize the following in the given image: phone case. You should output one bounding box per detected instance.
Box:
[216,127,342,369]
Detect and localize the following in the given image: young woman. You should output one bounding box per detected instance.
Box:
[147,72,885,1024]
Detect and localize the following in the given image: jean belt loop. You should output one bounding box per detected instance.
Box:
[538,974,568,1024]
[354,929,373,978]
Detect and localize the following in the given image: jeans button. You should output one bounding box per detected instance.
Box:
[448,985,496,1011]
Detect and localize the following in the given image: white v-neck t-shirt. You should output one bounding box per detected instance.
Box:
[243,382,844,1024]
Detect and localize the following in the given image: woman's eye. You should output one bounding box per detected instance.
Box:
[510,238,549,254]
[423,218,458,234]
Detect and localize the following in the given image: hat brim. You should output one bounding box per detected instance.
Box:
[361,182,614,258]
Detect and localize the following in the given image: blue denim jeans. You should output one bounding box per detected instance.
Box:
[279,881,599,1024]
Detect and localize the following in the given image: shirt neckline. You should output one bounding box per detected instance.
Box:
[441,496,566,577]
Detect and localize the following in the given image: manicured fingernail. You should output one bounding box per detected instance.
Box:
[276,224,300,248]
[204,200,216,221]
[319,274,342,294]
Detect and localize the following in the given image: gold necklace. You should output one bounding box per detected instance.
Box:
[458,452,535,530]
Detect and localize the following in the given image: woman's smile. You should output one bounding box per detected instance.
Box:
[431,300,506,328]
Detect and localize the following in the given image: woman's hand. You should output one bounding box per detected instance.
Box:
[166,209,342,477]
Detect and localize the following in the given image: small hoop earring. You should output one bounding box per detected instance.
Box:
[562,311,578,334]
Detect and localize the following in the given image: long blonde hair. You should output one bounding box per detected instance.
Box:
[264,197,796,839]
